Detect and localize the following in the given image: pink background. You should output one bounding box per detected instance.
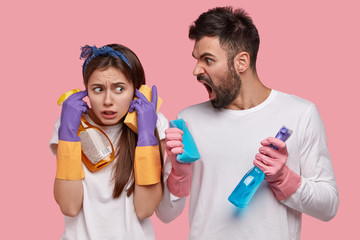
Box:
[1,0,359,239]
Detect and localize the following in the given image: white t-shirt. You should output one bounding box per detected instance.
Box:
[50,112,168,240]
[156,90,338,240]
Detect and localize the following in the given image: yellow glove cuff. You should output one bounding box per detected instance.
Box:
[56,140,85,180]
[134,145,161,185]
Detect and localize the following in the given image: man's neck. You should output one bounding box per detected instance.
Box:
[226,73,271,110]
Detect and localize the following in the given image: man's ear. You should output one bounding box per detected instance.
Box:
[234,51,250,74]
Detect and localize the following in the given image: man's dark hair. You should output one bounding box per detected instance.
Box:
[189,6,260,71]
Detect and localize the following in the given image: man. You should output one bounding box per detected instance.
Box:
[156,6,338,240]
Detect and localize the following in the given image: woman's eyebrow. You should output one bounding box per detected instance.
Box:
[90,82,127,87]
[89,83,104,87]
[112,82,127,86]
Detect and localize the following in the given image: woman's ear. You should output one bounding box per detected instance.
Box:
[234,51,250,74]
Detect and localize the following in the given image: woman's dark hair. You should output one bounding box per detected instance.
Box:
[83,44,164,198]
[189,6,260,71]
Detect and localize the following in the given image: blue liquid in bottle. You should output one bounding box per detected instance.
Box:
[228,166,265,208]
[228,126,292,208]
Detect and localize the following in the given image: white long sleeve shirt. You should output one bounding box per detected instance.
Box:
[156,90,338,240]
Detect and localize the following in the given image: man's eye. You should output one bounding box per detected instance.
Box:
[94,87,102,93]
[205,58,213,64]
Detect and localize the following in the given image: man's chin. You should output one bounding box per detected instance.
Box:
[211,96,236,109]
[211,99,225,109]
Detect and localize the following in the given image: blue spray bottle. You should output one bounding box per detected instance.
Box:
[228,126,293,208]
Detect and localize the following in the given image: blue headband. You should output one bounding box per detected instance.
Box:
[80,45,132,74]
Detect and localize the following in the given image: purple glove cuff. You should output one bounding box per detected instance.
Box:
[137,134,158,146]
[58,124,81,142]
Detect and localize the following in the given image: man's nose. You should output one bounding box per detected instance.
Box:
[193,63,205,77]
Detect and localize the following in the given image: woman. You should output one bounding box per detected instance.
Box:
[49,44,168,239]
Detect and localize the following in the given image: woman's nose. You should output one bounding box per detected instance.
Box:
[104,90,113,106]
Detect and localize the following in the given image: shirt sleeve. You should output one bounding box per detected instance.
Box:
[282,104,339,221]
[156,111,169,140]
[155,155,188,223]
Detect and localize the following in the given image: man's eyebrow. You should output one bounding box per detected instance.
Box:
[192,52,215,59]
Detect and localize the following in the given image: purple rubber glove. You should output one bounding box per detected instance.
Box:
[129,85,158,146]
[58,90,89,142]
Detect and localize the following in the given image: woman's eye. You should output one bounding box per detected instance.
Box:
[115,86,123,93]
[94,87,102,93]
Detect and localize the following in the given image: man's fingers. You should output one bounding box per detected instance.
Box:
[166,127,184,135]
[171,147,184,155]
[266,137,286,149]
[166,140,184,149]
